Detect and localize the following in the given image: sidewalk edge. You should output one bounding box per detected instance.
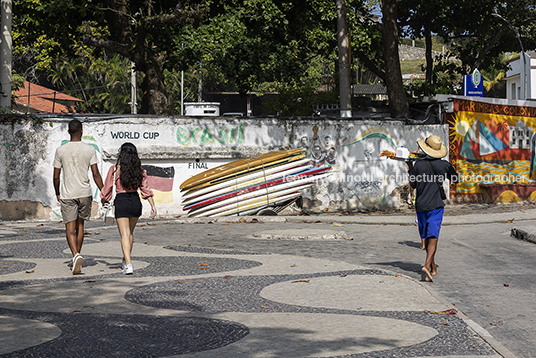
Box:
[416,280,518,358]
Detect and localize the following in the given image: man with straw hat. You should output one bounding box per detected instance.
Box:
[407,134,459,282]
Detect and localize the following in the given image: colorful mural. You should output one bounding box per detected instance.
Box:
[448,98,536,203]
[342,126,399,149]
[296,125,401,208]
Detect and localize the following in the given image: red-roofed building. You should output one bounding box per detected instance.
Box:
[12,81,84,114]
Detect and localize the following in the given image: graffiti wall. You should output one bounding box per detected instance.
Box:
[445,97,536,203]
[0,115,448,221]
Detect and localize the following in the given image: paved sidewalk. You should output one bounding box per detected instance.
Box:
[0,210,522,358]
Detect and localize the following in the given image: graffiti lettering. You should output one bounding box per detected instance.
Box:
[457,99,536,117]
[110,131,160,140]
[111,131,140,139]
[143,132,159,139]
[176,125,245,146]
[188,162,209,169]
[354,180,383,193]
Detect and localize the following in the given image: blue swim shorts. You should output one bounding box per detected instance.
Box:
[416,207,444,239]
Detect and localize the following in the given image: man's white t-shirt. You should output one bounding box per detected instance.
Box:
[53,141,98,200]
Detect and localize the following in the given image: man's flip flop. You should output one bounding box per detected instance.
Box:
[422,267,434,282]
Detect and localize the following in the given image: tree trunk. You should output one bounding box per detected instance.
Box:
[336,0,352,118]
[381,0,409,118]
[139,66,170,115]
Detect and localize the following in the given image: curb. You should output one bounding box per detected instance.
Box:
[510,227,536,244]
[417,280,518,358]
[120,214,536,227]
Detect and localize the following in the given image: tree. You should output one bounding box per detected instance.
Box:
[398,0,448,95]
[380,0,408,118]
[176,1,338,95]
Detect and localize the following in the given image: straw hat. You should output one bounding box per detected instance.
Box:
[417,135,447,158]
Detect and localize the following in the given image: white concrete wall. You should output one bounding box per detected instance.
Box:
[0,115,448,221]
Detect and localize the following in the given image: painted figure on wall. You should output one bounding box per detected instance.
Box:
[298,125,342,168]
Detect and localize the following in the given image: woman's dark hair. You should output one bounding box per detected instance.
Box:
[116,143,143,190]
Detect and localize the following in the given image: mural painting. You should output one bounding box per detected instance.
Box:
[298,125,345,167]
[297,125,403,209]
[142,165,176,204]
[341,126,400,207]
[448,98,536,203]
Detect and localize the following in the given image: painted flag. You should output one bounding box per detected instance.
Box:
[142,165,175,204]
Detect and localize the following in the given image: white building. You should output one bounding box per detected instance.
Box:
[504,51,536,100]
[509,120,534,149]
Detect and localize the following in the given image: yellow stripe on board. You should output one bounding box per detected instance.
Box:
[182,154,306,192]
[180,149,305,190]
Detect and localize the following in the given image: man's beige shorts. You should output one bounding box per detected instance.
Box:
[60,196,92,223]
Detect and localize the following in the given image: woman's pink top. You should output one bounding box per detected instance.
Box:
[100,166,154,201]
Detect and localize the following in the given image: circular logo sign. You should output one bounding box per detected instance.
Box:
[472,69,482,88]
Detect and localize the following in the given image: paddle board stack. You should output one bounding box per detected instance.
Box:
[180,149,332,217]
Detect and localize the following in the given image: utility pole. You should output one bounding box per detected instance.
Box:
[130,62,137,114]
[336,0,352,118]
[181,70,184,115]
[198,62,203,102]
[0,0,12,112]
[492,13,527,100]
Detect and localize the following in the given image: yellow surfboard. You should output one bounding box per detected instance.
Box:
[181,154,306,193]
[180,149,306,191]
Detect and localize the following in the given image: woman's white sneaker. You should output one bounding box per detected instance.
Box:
[72,254,83,275]
[123,263,133,275]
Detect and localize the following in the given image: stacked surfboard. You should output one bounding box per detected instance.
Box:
[180,149,332,217]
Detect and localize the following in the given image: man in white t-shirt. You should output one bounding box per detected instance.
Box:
[53,119,103,275]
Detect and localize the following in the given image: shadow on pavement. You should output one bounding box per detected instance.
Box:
[369,261,422,275]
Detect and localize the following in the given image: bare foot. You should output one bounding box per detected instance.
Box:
[431,264,438,276]
[422,267,434,282]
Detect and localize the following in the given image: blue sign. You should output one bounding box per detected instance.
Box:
[463,69,484,97]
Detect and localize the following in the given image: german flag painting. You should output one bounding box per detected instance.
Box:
[142,165,175,204]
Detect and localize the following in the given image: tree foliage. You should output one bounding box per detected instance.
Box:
[12,0,536,117]
[399,0,536,97]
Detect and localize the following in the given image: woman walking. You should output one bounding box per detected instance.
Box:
[101,143,156,274]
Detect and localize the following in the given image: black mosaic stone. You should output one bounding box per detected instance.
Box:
[125,271,496,357]
[125,270,384,312]
[0,231,498,357]
[0,256,265,292]
[0,260,36,275]
[0,308,249,358]
[130,256,263,277]
[164,244,262,255]
[0,240,72,259]
[0,233,24,241]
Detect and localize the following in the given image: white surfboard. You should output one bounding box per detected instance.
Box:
[188,182,315,217]
[187,173,331,216]
[209,192,304,218]
[181,158,311,202]
[182,163,312,206]
[183,166,330,211]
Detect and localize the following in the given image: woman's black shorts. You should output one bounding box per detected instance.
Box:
[114,192,142,218]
